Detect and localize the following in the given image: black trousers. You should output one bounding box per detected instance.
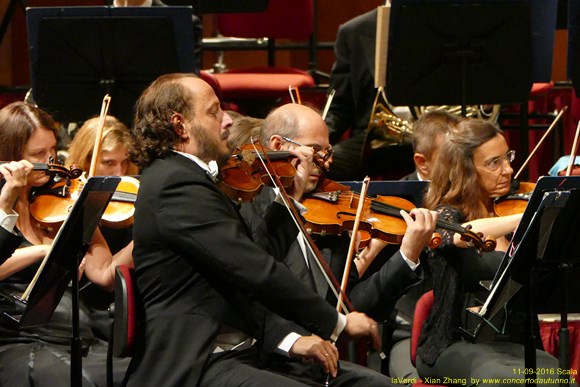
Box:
[416,341,570,387]
[201,347,393,387]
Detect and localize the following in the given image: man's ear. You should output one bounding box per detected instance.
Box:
[414,153,429,178]
[269,135,284,151]
[171,113,186,139]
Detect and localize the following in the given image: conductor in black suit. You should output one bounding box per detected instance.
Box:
[124,73,384,387]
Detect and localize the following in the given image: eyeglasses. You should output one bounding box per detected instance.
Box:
[483,150,516,171]
[281,136,334,162]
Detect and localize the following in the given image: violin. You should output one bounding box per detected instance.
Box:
[302,186,496,253]
[493,180,535,217]
[0,161,82,180]
[218,143,296,202]
[101,176,140,229]
[29,165,84,228]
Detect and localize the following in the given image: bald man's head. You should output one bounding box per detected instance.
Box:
[261,104,328,145]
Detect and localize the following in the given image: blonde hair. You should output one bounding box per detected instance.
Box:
[67,115,139,175]
[227,111,264,150]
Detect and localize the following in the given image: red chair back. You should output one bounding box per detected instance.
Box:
[113,264,137,358]
[410,290,435,367]
[217,0,313,40]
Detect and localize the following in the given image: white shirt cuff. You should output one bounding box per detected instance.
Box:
[0,208,18,234]
[275,332,302,357]
[400,250,420,271]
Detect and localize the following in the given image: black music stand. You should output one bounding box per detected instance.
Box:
[3,176,121,386]
[464,176,580,381]
[386,0,534,114]
[27,6,197,126]
[162,0,268,14]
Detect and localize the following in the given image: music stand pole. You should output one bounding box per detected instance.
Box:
[524,273,537,387]
[71,241,90,386]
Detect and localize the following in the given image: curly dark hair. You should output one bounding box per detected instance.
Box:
[130,73,197,168]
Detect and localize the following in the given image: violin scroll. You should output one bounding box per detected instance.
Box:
[460,225,497,253]
[428,232,442,249]
[1,160,82,180]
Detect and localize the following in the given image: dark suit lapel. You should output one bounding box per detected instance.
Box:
[360,34,376,81]
[307,245,332,298]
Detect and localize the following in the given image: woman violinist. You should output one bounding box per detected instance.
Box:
[67,115,138,246]
[0,102,131,386]
[66,114,139,338]
[416,119,560,384]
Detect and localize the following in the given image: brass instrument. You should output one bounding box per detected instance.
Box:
[364,87,501,152]
[413,104,501,122]
[364,87,413,151]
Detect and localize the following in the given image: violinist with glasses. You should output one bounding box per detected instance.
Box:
[0,102,132,386]
[240,103,438,315]
[237,103,438,376]
[416,119,563,385]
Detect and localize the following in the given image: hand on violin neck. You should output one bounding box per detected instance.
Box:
[455,213,521,248]
[0,160,33,212]
[400,208,439,262]
[286,146,315,200]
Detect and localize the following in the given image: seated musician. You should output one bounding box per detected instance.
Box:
[417,119,562,384]
[0,160,33,263]
[0,102,132,386]
[124,73,389,387]
[234,103,438,379]
[237,103,437,315]
[66,114,139,339]
[391,110,463,381]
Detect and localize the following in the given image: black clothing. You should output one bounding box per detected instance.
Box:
[125,152,341,386]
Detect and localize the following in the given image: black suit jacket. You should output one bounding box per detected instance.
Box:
[400,170,420,181]
[325,9,377,144]
[125,153,339,386]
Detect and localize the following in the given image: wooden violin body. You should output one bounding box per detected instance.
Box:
[101,175,139,229]
[302,191,414,245]
[494,181,535,217]
[218,144,296,202]
[30,174,139,229]
[303,187,496,252]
